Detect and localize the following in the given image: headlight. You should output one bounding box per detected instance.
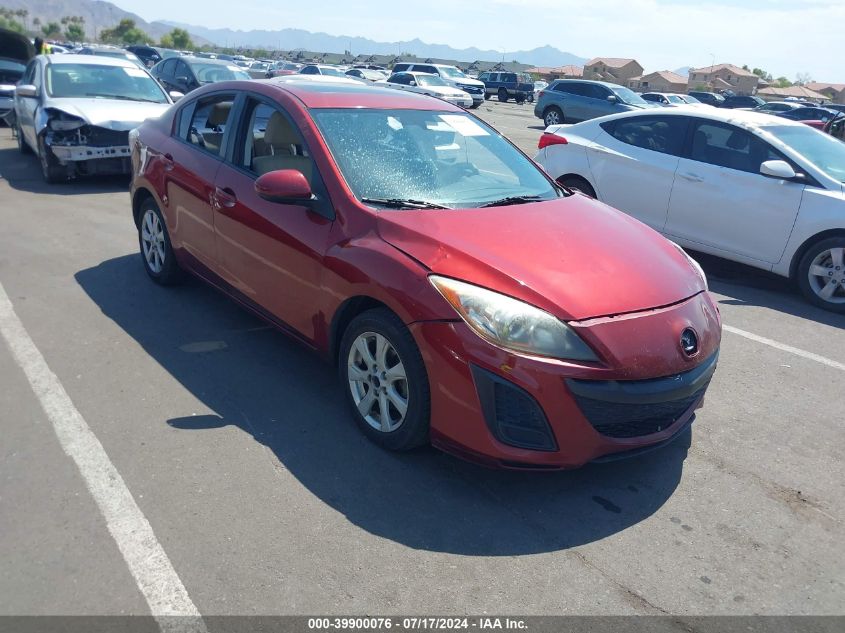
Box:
[429,275,598,361]
[670,242,708,290]
[48,116,85,131]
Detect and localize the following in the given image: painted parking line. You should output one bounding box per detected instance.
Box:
[724,324,845,372]
[0,282,206,633]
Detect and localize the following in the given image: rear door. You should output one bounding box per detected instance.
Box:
[164,92,237,273]
[587,114,689,231]
[664,118,804,263]
[211,95,334,339]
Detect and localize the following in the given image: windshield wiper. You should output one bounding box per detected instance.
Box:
[361,197,451,210]
[480,195,544,208]
[85,93,163,103]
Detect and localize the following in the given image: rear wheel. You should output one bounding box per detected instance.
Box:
[797,237,845,313]
[37,136,66,183]
[339,308,430,451]
[497,88,509,102]
[558,176,596,198]
[543,106,564,127]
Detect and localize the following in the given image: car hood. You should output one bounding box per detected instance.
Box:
[0,27,34,64]
[452,77,484,87]
[43,98,171,130]
[376,196,705,322]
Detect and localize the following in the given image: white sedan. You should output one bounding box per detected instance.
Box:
[535,106,845,312]
[378,72,473,108]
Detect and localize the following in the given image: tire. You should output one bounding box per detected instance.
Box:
[339,308,430,451]
[543,106,564,127]
[483,92,490,100]
[16,122,32,155]
[37,136,66,183]
[797,237,845,313]
[138,198,183,285]
[469,102,481,110]
[558,176,596,198]
[497,87,509,102]
[528,94,535,103]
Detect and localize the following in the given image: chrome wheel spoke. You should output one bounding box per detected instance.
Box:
[354,337,375,369]
[830,248,844,269]
[348,364,368,383]
[357,388,376,417]
[385,361,405,383]
[378,391,391,431]
[375,334,389,368]
[819,280,837,300]
[386,386,408,418]
[810,264,831,278]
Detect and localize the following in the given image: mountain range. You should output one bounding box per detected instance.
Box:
[1,0,587,67]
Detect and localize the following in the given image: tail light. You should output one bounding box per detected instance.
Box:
[538,90,546,98]
[538,132,568,150]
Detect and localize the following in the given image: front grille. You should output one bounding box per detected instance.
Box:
[571,385,707,438]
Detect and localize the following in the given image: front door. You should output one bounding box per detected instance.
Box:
[665,119,804,264]
[587,115,689,231]
[212,96,334,340]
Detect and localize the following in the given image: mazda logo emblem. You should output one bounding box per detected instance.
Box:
[680,328,699,356]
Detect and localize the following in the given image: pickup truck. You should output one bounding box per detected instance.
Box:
[477,71,535,103]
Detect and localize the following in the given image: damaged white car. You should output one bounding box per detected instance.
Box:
[14,54,176,182]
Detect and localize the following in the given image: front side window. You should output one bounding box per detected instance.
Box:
[46,63,168,103]
[603,116,688,155]
[689,121,781,174]
[192,63,250,83]
[184,94,235,156]
[311,108,559,208]
[610,85,648,105]
[416,75,447,87]
[437,66,466,79]
[762,124,845,182]
[388,74,410,85]
[237,100,313,184]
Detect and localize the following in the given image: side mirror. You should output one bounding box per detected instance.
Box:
[255,169,314,205]
[760,159,797,180]
[169,91,184,101]
[606,94,618,103]
[15,84,37,98]
[409,80,416,86]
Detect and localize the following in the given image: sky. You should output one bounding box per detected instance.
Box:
[120,0,844,81]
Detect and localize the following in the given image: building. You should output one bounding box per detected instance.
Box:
[582,58,643,85]
[525,65,583,82]
[757,85,830,103]
[687,63,759,96]
[806,82,845,104]
[628,70,687,93]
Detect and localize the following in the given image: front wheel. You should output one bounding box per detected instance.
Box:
[557,176,596,198]
[16,122,32,155]
[543,106,564,127]
[138,198,183,285]
[497,88,509,102]
[37,136,66,183]
[339,308,430,451]
[797,238,845,313]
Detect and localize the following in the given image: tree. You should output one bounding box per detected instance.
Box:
[41,22,63,38]
[773,77,792,88]
[164,28,193,50]
[159,33,174,48]
[62,15,86,41]
[795,72,813,86]
[0,8,25,33]
[100,19,152,45]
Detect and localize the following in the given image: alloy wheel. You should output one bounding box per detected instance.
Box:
[347,331,409,433]
[807,247,845,304]
[544,109,561,126]
[141,209,166,274]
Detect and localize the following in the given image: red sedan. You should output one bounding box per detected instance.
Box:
[128,78,721,469]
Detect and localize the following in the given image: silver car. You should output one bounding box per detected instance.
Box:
[14,54,175,183]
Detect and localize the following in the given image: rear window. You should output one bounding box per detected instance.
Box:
[601,116,688,156]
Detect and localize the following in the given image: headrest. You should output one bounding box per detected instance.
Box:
[726,131,749,150]
[207,102,232,127]
[264,111,300,147]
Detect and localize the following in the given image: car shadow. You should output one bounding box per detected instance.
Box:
[0,139,130,196]
[75,254,690,556]
[688,250,844,328]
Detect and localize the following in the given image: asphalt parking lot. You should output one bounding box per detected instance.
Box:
[0,100,843,621]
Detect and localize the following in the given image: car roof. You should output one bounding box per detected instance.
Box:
[255,77,464,110]
[44,53,140,68]
[552,78,623,89]
[594,105,810,129]
[183,57,240,67]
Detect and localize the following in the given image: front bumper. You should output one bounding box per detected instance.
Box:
[444,96,474,108]
[410,291,721,469]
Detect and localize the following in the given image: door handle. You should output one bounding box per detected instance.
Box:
[162,153,174,172]
[213,187,237,209]
[679,172,704,183]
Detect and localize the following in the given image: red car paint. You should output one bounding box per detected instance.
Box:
[130,79,721,469]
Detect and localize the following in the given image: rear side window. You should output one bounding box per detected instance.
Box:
[184,94,236,157]
[414,65,437,74]
[552,82,576,94]
[602,116,689,156]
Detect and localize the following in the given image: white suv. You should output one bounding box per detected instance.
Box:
[391,63,484,108]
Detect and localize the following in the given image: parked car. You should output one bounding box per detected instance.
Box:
[391,62,484,108]
[299,64,347,78]
[268,61,303,77]
[0,27,34,127]
[477,71,534,103]
[719,95,765,109]
[824,112,845,141]
[379,72,473,108]
[128,78,719,468]
[151,56,250,94]
[77,46,146,69]
[246,61,270,79]
[534,79,656,127]
[14,54,173,182]
[125,45,163,68]
[687,91,725,106]
[641,92,686,106]
[777,106,838,124]
[672,94,707,107]
[824,104,845,114]
[753,101,801,114]
[535,107,845,312]
[345,68,385,82]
